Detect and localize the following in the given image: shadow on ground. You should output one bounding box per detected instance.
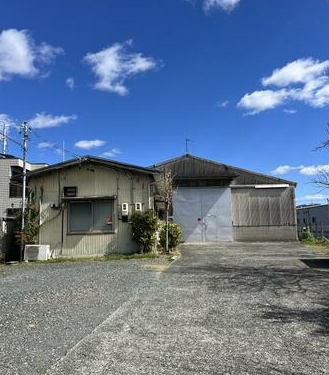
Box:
[166,260,329,336]
[259,299,329,335]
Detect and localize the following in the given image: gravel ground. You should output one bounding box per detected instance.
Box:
[1,243,329,375]
[0,257,168,375]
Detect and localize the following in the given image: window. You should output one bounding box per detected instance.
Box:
[9,183,23,198]
[9,166,23,198]
[312,217,316,223]
[7,208,21,218]
[68,200,114,233]
[64,186,77,198]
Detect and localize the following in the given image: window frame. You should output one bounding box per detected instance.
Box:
[67,199,115,235]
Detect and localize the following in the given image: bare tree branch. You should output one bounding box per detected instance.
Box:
[314,123,329,151]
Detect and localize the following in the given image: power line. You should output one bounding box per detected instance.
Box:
[29,127,83,160]
[0,130,23,148]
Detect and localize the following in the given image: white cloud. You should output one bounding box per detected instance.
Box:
[238,58,329,114]
[37,141,54,149]
[238,89,290,115]
[0,113,15,127]
[262,58,329,87]
[271,165,301,175]
[203,0,241,12]
[29,112,77,129]
[217,100,229,108]
[299,164,329,176]
[304,194,326,201]
[84,40,159,95]
[75,139,106,150]
[297,194,327,202]
[305,82,329,108]
[66,77,75,89]
[272,163,329,176]
[283,109,297,114]
[0,29,63,81]
[102,148,122,158]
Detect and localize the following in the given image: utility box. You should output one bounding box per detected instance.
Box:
[135,202,142,212]
[122,203,129,216]
[24,245,50,261]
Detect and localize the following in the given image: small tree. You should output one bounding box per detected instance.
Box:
[131,210,160,253]
[14,204,39,247]
[160,222,181,250]
[156,171,174,253]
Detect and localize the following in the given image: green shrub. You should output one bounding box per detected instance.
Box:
[14,204,39,246]
[299,230,315,242]
[317,237,329,246]
[160,222,182,250]
[130,210,160,253]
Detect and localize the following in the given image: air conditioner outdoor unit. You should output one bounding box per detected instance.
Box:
[24,245,50,261]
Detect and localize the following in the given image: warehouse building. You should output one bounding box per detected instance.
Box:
[153,154,297,242]
[296,203,329,238]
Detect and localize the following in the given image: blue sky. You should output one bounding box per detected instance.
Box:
[0,0,328,203]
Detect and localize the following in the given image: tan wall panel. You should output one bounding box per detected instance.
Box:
[28,164,153,256]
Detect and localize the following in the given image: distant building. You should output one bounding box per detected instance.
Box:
[0,154,47,261]
[296,203,329,238]
[0,153,47,220]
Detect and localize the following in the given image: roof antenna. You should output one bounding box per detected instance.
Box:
[185,138,191,155]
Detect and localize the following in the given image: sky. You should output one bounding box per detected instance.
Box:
[0,0,329,203]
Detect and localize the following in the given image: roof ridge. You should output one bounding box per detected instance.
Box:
[152,154,297,186]
[27,155,159,178]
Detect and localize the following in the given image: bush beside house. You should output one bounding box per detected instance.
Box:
[131,210,160,253]
[160,222,181,251]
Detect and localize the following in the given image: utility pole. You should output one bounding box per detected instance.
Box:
[20,121,30,261]
[1,123,7,154]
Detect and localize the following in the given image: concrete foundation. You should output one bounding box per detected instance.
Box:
[233,226,298,242]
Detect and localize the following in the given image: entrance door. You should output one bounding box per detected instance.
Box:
[173,187,233,243]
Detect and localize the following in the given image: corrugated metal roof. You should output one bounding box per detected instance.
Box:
[152,154,297,187]
[27,155,159,178]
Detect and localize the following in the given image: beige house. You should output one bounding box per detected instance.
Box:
[27,156,158,257]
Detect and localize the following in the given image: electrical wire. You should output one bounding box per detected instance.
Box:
[29,127,83,160]
[1,119,83,161]
[0,130,23,148]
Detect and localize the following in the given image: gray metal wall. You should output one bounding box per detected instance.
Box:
[297,204,329,238]
[231,187,297,241]
[173,187,233,242]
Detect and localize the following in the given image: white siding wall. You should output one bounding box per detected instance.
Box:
[0,158,46,219]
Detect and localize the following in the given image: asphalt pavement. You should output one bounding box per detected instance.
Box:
[1,243,329,374]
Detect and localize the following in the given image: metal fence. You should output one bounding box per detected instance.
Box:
[297,224,329,239]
